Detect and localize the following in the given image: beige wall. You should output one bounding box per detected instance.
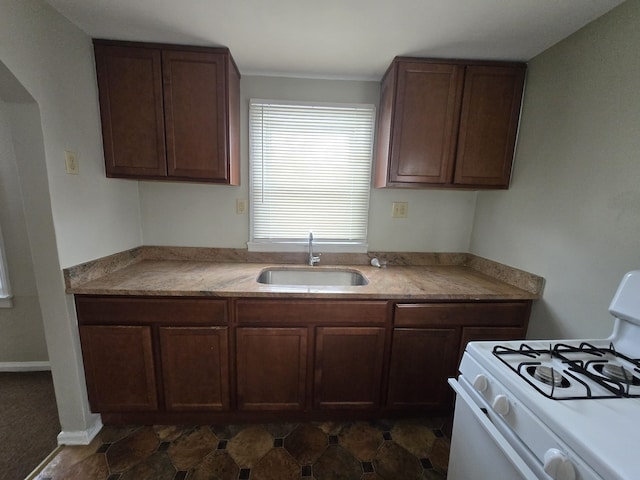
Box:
[0,99,48,364]
[0,4,143,269]
[139,75,478,252]
[470,0,640,339]
[0,0,144,442]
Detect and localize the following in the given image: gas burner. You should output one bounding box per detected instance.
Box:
[594,363,640,385]
[529,365,569,387]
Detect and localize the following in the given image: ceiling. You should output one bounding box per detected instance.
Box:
[44,0,624,80]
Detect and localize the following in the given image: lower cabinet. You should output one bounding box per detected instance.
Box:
[76,296,229,415]
[387,327,458,409]
[387,302,530,411]
[236,327,308,411]
[314,327,386,409]
[235,325,387,412]
[76,295,531,421]
[79,325,158,412]
[235,299,390,414]
[159,326,229,411]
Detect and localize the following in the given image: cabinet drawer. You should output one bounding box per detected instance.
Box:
[394,302,529,327]
[75,296,228,325]
[236,300,388,325]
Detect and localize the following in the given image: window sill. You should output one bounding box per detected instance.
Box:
[0,296,13,308]
[247,241,368,254]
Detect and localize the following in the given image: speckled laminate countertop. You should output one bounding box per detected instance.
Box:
[64,247,543,300]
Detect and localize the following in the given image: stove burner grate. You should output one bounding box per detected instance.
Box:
[492,342,640,400]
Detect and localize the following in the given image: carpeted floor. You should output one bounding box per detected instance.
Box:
[0,371,60,480]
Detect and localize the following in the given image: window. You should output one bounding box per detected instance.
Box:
[0,223,12,308]
[249,99,375,252]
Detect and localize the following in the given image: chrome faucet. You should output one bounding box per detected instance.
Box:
[308,232,321,266]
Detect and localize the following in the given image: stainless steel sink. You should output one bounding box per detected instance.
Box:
[257,268,368,286]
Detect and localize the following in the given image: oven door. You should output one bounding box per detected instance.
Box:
[448,378,542,479]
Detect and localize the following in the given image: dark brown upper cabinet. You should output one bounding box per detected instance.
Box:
[94,40,240,184]
[374,57,525,189]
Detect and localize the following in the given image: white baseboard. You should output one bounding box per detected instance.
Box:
[57,416,103,446]
[0,361,51,372]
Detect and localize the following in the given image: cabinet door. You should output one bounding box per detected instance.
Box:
[236,327,308,411]
[388,62,464,184]
[79,325,158,412]
[159,327,229,411]
[454,65,526,187]
[94,44,167,178]
[387,328,458,409]
[314,327,385,410]
[163,50,229,181]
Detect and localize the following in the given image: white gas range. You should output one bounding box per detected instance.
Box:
[448,270,640,480]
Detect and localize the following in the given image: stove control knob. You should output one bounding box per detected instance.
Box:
[491,394,510,416]
[543,448,576,480]
[472,374,488,392]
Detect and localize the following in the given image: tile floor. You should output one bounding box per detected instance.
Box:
[34,417,450,480]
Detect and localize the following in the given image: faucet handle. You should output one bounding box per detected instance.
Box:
[310,253,321,266]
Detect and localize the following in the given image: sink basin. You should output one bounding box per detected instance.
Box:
[257,268,368,286]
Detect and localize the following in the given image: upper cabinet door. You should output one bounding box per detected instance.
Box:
[95,45,167,177]
[94,40,240,184]
[162,50,229,181]
[454,65,526,187]
[388,62,464,185]
[374,57,526,189]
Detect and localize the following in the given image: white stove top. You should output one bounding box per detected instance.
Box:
[464,340,640,480]
[459,271,640,479]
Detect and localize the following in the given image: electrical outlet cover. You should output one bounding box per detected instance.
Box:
[391,201,408,218]
[236,199,247,214]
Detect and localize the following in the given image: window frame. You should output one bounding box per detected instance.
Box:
[247,98,375,253]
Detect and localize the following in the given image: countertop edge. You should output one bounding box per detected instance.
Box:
[64,247,543,301]
[65,287,538,301]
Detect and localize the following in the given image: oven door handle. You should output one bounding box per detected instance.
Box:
[449,378,538,478]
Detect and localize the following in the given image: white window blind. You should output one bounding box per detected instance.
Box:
[249,99,375,251]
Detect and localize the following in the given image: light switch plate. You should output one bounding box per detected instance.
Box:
[64,150,79,175]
